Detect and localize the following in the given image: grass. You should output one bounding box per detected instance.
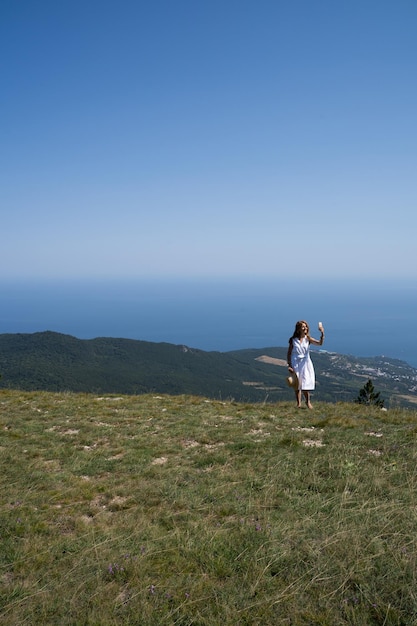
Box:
[2,390,417,624]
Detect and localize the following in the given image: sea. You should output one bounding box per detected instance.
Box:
[1,277,417,369]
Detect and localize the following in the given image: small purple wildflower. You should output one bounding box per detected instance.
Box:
[342,595,360,606]
[108,563,124,576]
[149,584,156,595]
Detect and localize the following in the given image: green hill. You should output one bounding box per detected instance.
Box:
[0,331,416,407]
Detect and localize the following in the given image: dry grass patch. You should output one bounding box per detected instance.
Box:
[1,391,417,625]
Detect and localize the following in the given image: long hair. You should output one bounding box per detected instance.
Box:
[291,320,310,341]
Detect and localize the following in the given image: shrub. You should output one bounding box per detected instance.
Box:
[355,378,385,407]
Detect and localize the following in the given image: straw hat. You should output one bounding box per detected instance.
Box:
[286,372,299,389]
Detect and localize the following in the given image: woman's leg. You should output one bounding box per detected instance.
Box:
[295,389,302,407]
[303,391,313,409]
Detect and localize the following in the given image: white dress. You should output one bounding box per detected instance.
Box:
[290,337,315,391]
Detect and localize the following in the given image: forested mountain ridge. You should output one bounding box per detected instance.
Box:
[0,331,416,407]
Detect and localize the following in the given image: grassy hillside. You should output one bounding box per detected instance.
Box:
[2,390,417,625]
[1,331,417,407]
[0,331,287,401]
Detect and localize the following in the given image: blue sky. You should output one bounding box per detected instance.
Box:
[2,0,416,280]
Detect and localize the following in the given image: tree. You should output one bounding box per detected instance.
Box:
[356,379,385,407]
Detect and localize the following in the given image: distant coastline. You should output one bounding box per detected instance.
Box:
[1,277,416,368]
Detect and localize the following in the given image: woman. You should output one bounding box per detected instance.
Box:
[287,320,324,409]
